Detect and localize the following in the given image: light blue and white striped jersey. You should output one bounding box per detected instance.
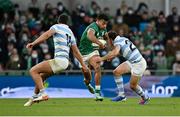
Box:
[50,24,76,59]
[113,36,143,63]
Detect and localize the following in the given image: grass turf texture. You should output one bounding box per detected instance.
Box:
[0,98,179,116]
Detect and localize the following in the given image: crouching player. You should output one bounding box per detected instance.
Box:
[99,31,150,104]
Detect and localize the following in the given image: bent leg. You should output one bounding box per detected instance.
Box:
[82,67,92,85]
[130,74,149,104]
[34,72,53,94]
[81,67,95,94]
[24,63,53,107]
[129,58,149,104]
[129,75,140,91]
[89,55,102,86]
[30,61,53,91]
[89,55,103,101]
[113,62,130,95]
[111,62,130,101]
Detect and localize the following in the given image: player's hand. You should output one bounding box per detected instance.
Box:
[26,43,34,49]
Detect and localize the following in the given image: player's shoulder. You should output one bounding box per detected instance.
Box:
[50,24,59,30]
[114,36,125,41]
[89,22,96,27]
[114,36,130,45]
[54,24,73,33]
[116,36,129,41]
[52,24,70,29]
[88,22,98,30]
[51,23,59,28]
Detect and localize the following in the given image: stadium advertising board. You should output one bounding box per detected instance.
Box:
[0,75,179,98]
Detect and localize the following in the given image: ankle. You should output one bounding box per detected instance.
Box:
[118,93,125,97]
[142,95,149,100]
[95,92,101,96]
[32,94,38,99]
[39,89,45,94]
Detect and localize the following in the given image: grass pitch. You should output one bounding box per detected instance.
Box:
[0,98,180,116]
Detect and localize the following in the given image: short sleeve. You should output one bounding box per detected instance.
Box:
[113,36,122,48]
[88,23,98,33]
[50,25,56,31]
[113,38,119,46]
[71,33,77,45]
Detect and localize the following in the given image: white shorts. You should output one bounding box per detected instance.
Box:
[126,58,147,76]
[48,58,69,74]
[79,50,100,68]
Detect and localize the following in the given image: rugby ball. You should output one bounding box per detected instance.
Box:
[92,39,107,47]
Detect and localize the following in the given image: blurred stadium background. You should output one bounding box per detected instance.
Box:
[0,0,180,116]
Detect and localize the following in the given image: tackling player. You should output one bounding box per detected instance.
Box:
[99,31,150,104]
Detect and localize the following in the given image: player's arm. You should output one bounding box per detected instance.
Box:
[87,28,105,49]
[26,29,55,49]
[71,45,84,65]
[104,32,112,50]
[101,45,120,61]
[71,44,88,72]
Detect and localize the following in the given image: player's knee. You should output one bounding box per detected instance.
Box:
[29,68,33,75]
[29,67,36,76]
[94,65,101,72]
[113,69,121,76]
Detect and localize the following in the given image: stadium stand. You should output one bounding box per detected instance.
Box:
[0,0,180,75]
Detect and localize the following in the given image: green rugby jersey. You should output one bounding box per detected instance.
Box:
[79,22,107,55]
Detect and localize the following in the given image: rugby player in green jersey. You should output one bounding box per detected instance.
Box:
[79,14,109,101]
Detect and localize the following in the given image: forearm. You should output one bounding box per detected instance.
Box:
[33,32,51,45]
[87,29,102,46]
[104,33,112,50]
[101,51,115,61]
[88,35,102,46]
[72,47,84,66]
[75,53,84,66]
[102,45,120,61]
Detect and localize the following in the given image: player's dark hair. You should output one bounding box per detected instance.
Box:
[57,14,69,24]
[97,14,109,21]
[108,31,118,40]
